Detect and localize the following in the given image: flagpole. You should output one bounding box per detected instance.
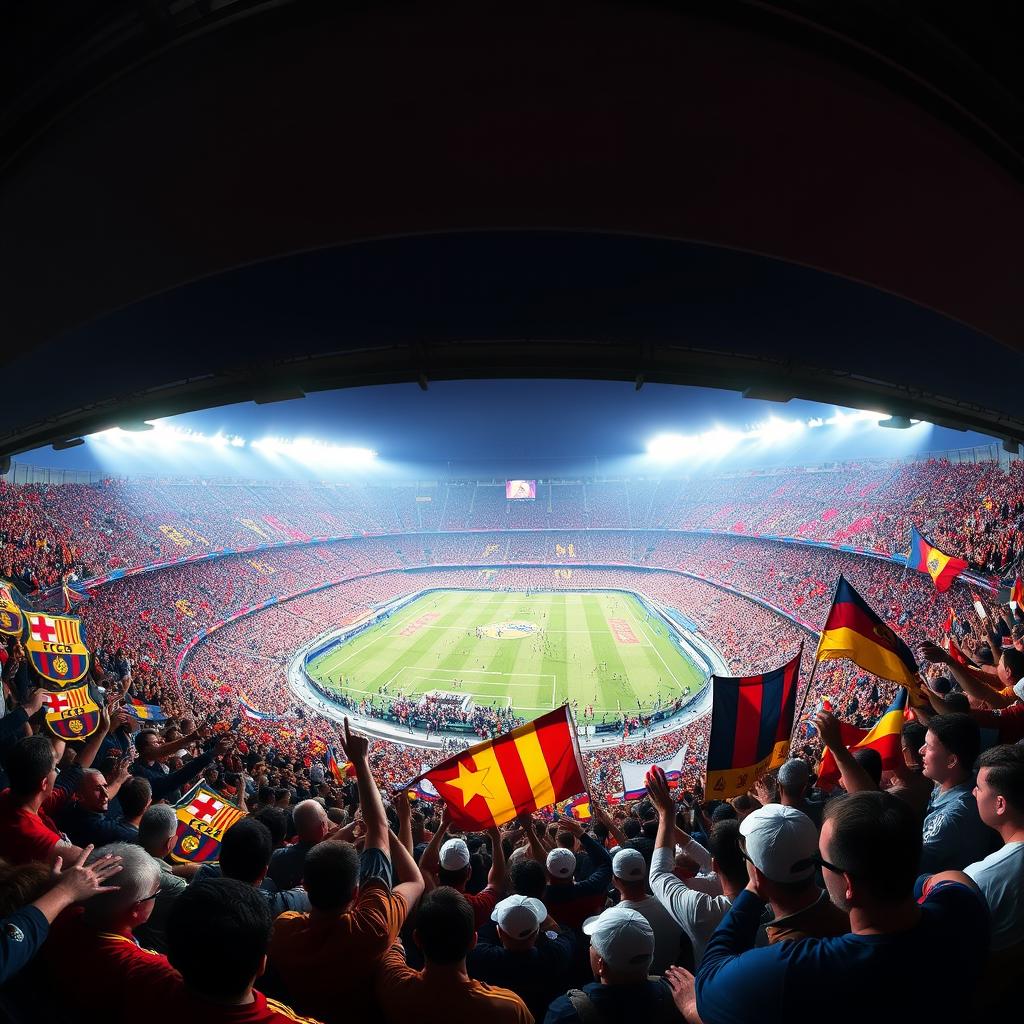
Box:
[790,575,841,743]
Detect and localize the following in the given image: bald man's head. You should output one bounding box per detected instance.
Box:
[293,799,330,843]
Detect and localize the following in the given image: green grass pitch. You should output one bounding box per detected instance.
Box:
[306,590,704,718]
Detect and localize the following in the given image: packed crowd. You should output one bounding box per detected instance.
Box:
[2,669,1021,1023]
[5,456,1024,592]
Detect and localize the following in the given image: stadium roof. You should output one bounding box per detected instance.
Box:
[2,1,1024,458]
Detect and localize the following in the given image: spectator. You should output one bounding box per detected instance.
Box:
[919,714,997,872]
[114,776,153,838]
[135,804,187,953]
[545,905,680,1024]
[57,764,137,848]
[268,719,424,1024]
[609,847,684,973]
[964,744,1024,951]
[0,847,121,984]
[775,759,823,828]
[737,805,848,942]
[646,767,744,967]
[266,799,332,891]
[201,817,311,915]
[159,879,318,1023]
[420,810,507,926]
[694,792,990,1024]
[526,815,611,929]
[377,887,532,1024]
[468,894,576,1021]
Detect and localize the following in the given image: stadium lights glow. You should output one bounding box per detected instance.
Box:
[90,423,247,449]
[646,408,898,462]
[250,437,377,465]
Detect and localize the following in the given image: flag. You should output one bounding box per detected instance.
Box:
[908,527,968,593]
[817,577,920,694]
[620,745,688,800]
[1012,577,1024,606]
[0,581,27,638]
[705,648,802,799]
[43,684,101,740]
[23,612,90,688]
[326,747,355,784]
[946,636,970,667]
[127,698,167,722]
[567,794,592,821]
[61,583,89,613]
[400,706,586,829]
[817,690,907,791]
[239,695,278,721]
[170,782,245,863]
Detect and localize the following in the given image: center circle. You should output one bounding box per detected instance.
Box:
[478,621,540,639]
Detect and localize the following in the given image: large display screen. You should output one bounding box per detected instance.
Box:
[506,479,537,500]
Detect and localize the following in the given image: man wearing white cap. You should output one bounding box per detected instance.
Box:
[545,906,680,1024]
[610,848,684,974]
[527,816,612,929]
[419,806,507,926]
[468,894,575,1021]
[738,805,848,943]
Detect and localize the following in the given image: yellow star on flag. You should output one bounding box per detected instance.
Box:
[444,761,495,806]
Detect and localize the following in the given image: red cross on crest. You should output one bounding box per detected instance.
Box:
[30,616,57,644]
[186,795,223,822]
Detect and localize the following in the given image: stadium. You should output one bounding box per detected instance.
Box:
[2,4,1024,1023]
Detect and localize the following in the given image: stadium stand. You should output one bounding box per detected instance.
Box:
[2,459,1022,1020]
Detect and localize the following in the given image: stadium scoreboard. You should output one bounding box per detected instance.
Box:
[506,479,537,500]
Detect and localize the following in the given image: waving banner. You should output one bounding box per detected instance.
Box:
[24,612,90,687]
[620,745,689,800]
[170,782,245,864]
[43,685,101,740]
[0,583,26,638]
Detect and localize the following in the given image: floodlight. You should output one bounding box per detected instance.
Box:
[877,415,913,429]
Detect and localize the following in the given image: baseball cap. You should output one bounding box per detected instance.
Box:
[583,907,655,972]
[777,758,810,789]
[739,805,817,883]
[1013,677,1024,702]
[491,895,546,939]
[439,837,471,871]
[546,847,576,879]
[612,847,646,882]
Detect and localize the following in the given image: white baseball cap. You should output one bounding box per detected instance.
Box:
[739,805,818,883]
[1012,677,1024,702]
[583,907,655,972]
[439,837,471,871]
[491,895,546,939]
[546,847,577,879]
[612,847,646,882]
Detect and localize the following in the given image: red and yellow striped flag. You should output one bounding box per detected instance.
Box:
[403,706,586,829]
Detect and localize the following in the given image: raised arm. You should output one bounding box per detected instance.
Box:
[339,717,388,853]
[418,803,451,883]
[486,825,507,889]
[920,641,1014,708]
[814,711,877,793]
[388,820,425,908]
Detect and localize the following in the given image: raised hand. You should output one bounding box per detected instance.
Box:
[339,716,370,762]
[919,640,951,665]
[52,845,123,902]
[813,710,844,750]
[645,765,675,815]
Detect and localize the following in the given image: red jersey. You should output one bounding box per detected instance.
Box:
[0,787,72,864]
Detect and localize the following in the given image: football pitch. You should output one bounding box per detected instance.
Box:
[306,590,704,718]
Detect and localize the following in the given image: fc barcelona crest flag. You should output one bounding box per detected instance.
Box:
[705,645,802,799]
[23,612,90,688]
[0,583,26,638]
[170,782,245,864]
[43,685,101,740]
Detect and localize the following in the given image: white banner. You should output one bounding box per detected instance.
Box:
[620,744,688,796]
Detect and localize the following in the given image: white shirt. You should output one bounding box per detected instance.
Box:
[649,846,734,967]
[964,841,1024,951]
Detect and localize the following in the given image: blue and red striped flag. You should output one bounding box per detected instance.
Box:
[705,646,802,799]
